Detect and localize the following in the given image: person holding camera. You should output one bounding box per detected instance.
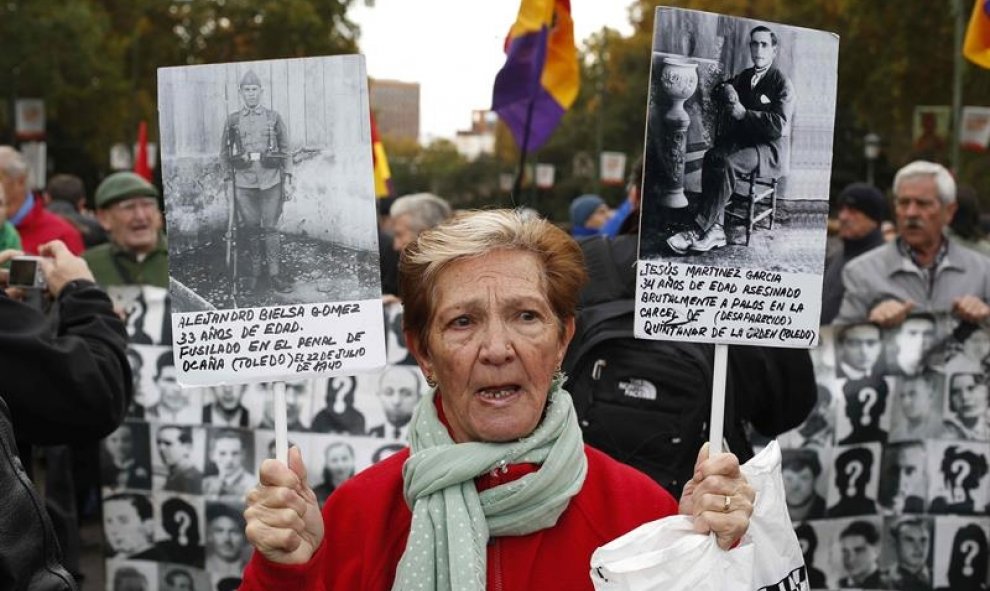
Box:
[0,239,133,589]
[220,69,294,294]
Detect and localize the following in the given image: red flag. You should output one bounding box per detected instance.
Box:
[134,121,152,181]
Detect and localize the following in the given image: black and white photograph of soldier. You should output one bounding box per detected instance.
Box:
[928,441,990,515]
[931,518,990,591]
[878,441,928,515]
[943,371,990,440]
[827,443,881,517]
[154,495,206,568]
[158,56,381,311]
[639,8,835,274]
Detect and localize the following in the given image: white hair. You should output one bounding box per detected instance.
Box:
[893,160,956,205]
[0,146,28,180]
[389,193,452,233]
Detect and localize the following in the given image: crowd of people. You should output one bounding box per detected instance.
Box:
[3,113,990,591]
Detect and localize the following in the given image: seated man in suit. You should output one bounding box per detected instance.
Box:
[667,25,795,254]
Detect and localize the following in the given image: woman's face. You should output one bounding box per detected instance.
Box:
[409,250,574,443]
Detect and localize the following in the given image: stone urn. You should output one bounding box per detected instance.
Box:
[657,57,698,208]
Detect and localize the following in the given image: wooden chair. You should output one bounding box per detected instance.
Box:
[725,170,778,246]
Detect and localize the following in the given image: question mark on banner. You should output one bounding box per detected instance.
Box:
[951,459,972,504]
[845,460,864,497]
[960,539,980,577]
[175,509,192,546]
[858,387,878,426]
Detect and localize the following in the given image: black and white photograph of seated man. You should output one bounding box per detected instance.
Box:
[639,8,835,273]
[158,56,382,311]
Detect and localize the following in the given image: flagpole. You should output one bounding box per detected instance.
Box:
[952,0,966,172]
[511,95,538,206]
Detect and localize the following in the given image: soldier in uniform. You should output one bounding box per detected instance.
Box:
[220,69,294,293]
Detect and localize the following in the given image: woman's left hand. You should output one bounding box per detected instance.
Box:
[678,443,755,550]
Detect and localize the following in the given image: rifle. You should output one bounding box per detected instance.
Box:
[225,176,239,304]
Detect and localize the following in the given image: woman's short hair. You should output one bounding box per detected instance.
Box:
[399,209,587,348]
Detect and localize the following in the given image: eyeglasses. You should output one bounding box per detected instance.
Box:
[112,197,159,214]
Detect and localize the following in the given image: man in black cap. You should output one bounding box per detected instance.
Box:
[220,69,293,293]
[820,182,888,324]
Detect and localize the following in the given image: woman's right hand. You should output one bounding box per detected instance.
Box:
[245,446,324,564]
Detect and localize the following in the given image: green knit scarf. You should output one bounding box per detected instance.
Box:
[390,380,588,591]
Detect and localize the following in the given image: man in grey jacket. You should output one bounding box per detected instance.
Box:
[835,160,990,327]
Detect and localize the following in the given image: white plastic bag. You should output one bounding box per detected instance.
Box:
[590,441,807,591]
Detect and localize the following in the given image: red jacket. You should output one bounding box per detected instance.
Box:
[242,445,678,590]
[15,197,84,255]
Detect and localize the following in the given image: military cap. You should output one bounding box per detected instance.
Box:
[240,69,262,87]
[94,171,159,209]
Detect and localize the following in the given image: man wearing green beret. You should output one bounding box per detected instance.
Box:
[220,69,294,293]
[83,171,168,288]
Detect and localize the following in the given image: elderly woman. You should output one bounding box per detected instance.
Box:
[240,210,754,590]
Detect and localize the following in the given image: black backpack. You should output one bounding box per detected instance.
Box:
[563,236,715,497]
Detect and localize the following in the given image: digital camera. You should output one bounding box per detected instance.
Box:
[8,256,47,289]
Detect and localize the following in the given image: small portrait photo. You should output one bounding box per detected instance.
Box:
[793,521,829,590]
[160,564,211,591]
[384,300,416,366]
[878,516,934,591]
[371,442,407,464]
[878,441,929,516]
[144,348,203,425]
[309,375,367,435]
[308,439,357,506]
[107,284,171,346]
[888,372,947,442]
[778,381,837,449]
[911,105,951,162]
[826,442,881,518]
[154,493,206,568]
[882,313,938,378]
[782,447,828,523]
[204,501,251,580]
[826,516,886,589]
[931,516,990,591]
[365,364,425,442]
[943,371,990,441]
[944,322,990,375]
[103,491,160,560]
[203,427,255,501]
[253,430,306,474]
[254,379,313,432]
[834,376,892,445]
[124,345,154,421]
[153,424,206,495]
[107,560,158,591]
[835,323,884,380]
[928,440,990,515]
[101,421,153,492]
[202,384,251,428]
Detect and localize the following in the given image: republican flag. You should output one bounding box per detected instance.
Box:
[370,114,394,198]
[491,0,579,153]
[134,120,152,181]
[964,0,990,68]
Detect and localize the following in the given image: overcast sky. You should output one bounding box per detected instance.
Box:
[350,0,634,142]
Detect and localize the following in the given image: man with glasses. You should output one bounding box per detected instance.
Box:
[836,160,990,328]
[83,171,168,288]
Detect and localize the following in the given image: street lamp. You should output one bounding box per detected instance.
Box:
[863,132,881,187]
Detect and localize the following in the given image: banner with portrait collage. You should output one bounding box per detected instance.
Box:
[777,314,990,590]
[100,289,423,591]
